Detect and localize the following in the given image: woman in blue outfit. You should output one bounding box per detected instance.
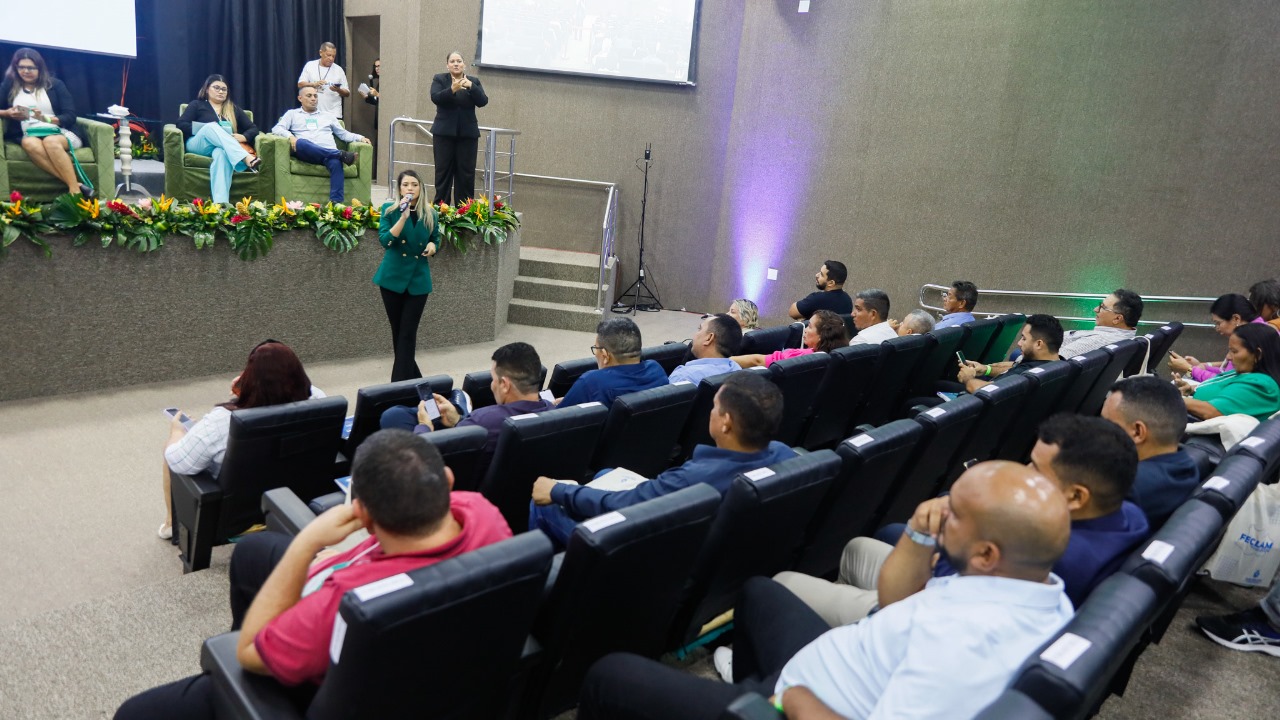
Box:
[375,170,438,381]
[175,75,261,203]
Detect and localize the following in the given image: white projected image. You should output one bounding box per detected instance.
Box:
[480,0,698,84]
[0,0,138,58]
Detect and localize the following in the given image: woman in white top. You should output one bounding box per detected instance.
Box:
[0,47,92,197]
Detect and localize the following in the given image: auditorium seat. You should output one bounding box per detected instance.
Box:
[1226,416,1280,481]
[1143,322,1184,376]
[1191,453,1266,521]
[971,690,1056,720]
[1076,339,1143,416]
[906,325,968,398]
[200,532,554,720]
[590,382,698,477]
[1179,440,1222,481]
[956,317,1000,369]
[785,321,806,350]
[1123,327,1168,378]
[852,333,934,427]
[980,313,1026,364]
[641,342,693,375]
[169,396,347,573]
[1010,573,1161,720]
[799,344,884,450]
[668,451,842,647]
[547,357,600,398]
[345,375,453,459]
[939,374,1031,488]
[479,403,610,532]
[876,395,984,528]
[793,421,926,578]
[737,325,793,356]
[992,360,1078,462]
[461,365,548,410]
[1053,348,1110,415]
[767,352,832,446]
[523,484,722,718]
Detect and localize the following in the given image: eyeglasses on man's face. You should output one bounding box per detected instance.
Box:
[1094,303,1118,315]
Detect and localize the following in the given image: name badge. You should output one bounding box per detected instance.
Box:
[305,117,319,131]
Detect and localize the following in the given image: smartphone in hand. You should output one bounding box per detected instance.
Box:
[163,407,194,429]
[955,350,968,365]
[416,384,441,420]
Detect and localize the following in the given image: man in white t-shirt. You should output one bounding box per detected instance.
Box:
[297,42,349,118]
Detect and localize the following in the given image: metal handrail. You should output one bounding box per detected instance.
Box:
[917,283,1216,329]
[387,117,521,204]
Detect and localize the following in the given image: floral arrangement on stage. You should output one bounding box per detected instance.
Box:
[0,191,520,261]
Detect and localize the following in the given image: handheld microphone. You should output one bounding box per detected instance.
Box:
[399,194,413,212]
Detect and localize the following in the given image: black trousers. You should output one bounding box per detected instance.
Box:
[576,577,831,720]
[114,533,312,720]
[380,286,429,382]
[432,134,479,205]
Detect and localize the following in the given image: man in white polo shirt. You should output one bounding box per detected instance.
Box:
[575,460,1075,720]
[297,42,349,118]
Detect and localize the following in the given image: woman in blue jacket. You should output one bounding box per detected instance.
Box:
[375,170,438,381]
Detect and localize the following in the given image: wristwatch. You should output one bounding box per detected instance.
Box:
[903,525,937,547]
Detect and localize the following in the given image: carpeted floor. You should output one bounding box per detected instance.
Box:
[2,310,1278,719]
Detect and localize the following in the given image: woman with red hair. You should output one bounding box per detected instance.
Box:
[157,340,315,539]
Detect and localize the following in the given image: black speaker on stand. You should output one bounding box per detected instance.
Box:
[612,143,662,314]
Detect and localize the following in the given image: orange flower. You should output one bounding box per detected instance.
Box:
[77,197,101,219]
[156,194,174,212]
[7,200,21,216]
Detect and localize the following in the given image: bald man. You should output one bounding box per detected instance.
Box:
[577,462,1074,720]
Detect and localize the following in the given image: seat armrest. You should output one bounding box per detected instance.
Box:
[308,491,346,516]
[542,551,565,599]
[201,632,305,720]
[262,487,317,537]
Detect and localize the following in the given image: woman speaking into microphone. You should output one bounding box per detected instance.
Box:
[430,51,488,205]
[374,170,438,381]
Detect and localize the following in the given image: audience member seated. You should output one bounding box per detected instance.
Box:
[559,317,668,407]
[934,280,979,329]
[380,342,556,474]
[158,340,315,540]
[669,313,743,384]
[116,429,512,719]
[1169,294,1267,381]
[1180,323,1280,422]
[957,313,1063,392]
[775,413,1146,623]
[732,309,849,368]
[1196,576,1280,657]
[270,86,366,202]
[1101,376,1200,528]
[728,298,760,332]
[175,74,261,203]
[0,47,93,198]
[894,308,936,336]
[788,260,852,320]
[848,289,897,346]
[576,460,1073,720]
[529,372,795,548]
[1248,277,1280,333]
[1058,288,1144,358]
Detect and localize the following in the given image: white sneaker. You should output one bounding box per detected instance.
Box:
[713,646,734,683]
[157,523,173,540]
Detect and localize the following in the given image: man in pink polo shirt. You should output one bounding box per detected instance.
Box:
[115,429,512,718]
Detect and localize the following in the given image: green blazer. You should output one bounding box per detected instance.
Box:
[373,201,438,295]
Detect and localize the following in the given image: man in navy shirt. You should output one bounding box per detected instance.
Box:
[1101,375,1201,528]
[530,372,796,547]
[788,260,853,320]
[559,317,668,407]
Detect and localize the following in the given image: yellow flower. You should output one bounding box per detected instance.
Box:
[274,197,295,216]
[198,202,221,216]
[235,197,253,216]
[350,198,363,207]
[77,197,101,219]
[7,200,20,216]
[156,194,174,212]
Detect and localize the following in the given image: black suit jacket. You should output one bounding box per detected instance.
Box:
[176,99,260,143]
[429,73,488,138]
[0,77,84,145]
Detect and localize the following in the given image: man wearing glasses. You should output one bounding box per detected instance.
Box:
[557,317,669,409]
[1058,289,1144,358]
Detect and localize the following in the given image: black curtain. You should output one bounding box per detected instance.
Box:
[0,0,343,138]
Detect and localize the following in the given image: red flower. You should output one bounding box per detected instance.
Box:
[193,197,203,206]
[9,190,21,202]
[459,203,471,214]
[494,201,504,210]
[229,214,249,224]
[310,202,322,208]
[342,206,354,219]
[106,200,138,217]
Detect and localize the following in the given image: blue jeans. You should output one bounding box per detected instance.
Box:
[185,123,250,203]
[378,390,471,432]
[292,138,346,202]
[529,502,580,549]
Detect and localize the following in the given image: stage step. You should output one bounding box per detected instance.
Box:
[509,246,613,333]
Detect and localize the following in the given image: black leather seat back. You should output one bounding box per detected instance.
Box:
[909,325,968,394]
[877,396,984,527]
[738,324,792,356]
[1180,441,1221,480]
[1227,416,1280,481]
[768,352,833,446]
[958,318,1000,365]
[547,357,600,398]
[347,375,453,457]
[1011,574,1160,720]
[671,451,842,645]
[943,375,1031,487]
[1144,322,1184,375]
[854,333,935,427]
[801,344,884,450]
[418,425,490,492]
[1191,453,1265,520]
[309,532,554,720]
[592,382,699,477]
[1123,331,1162,378]
[219,397,349,533]
[994,361,1079,462]
[531,485,722,716]
[641,342,693,375]
[1054,349,1110,415]
[480,403,610,532]
[980,314,1027,364]
[794,421,926,577]
[462,365,549,410]
[1077,340,1143,416]
[785,321,806,349]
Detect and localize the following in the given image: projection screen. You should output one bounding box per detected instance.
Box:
[0,0,138,57]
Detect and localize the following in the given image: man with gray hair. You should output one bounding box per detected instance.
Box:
[895,309,936,336]
[559,317,668,408]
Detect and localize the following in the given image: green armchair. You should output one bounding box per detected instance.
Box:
[260,125,372,205]
[163,107,274,202]
[0,117,115,201]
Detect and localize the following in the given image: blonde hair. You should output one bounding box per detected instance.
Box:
[731,299,760,330]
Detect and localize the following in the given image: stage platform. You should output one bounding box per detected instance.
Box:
[0,227,519,402]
